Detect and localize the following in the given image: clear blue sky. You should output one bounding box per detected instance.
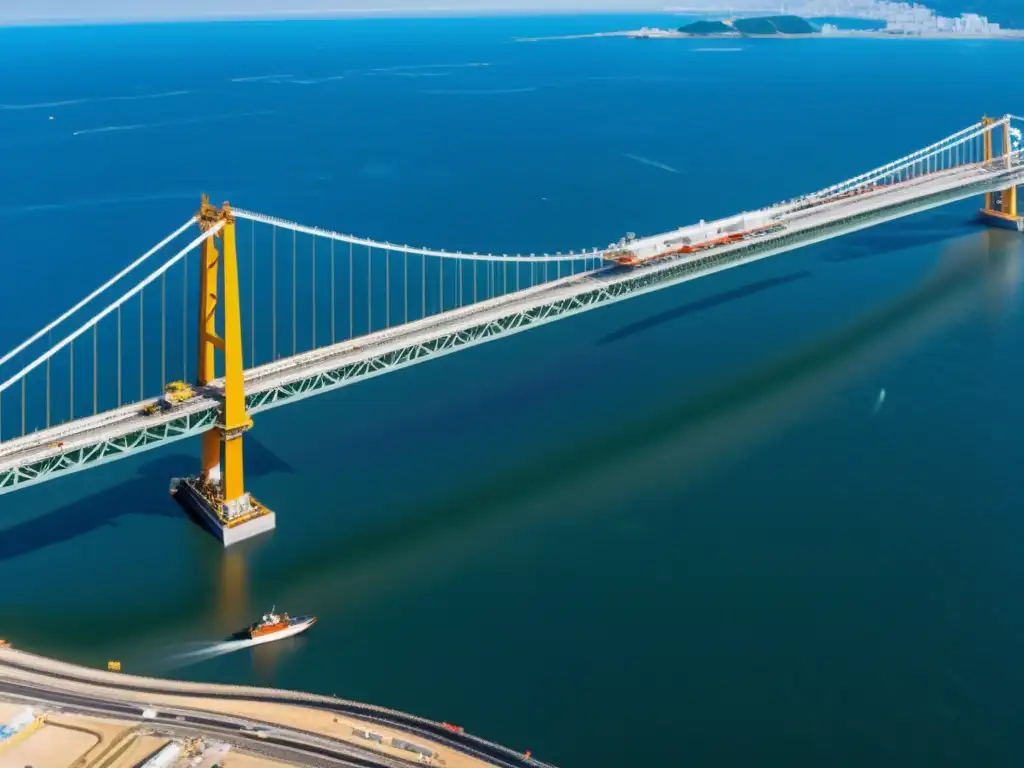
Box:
[0,0,666,23]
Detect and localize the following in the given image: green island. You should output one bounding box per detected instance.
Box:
[678,15,818,36]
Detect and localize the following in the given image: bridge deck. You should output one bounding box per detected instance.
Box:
[2,157,1022,492]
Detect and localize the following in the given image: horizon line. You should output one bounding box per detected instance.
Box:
[0,7,689,28]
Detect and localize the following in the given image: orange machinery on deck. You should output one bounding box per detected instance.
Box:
[609,222,783,268]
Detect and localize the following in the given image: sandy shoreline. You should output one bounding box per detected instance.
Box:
[0,646,502,768]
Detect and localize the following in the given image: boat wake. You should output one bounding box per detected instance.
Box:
[872,387,887,415]
[72,110,275,137]
[0,90,191,111]
[624,153,680,174]
[229,73,293,82]
[423,86,540,96]
[156,638,260,672]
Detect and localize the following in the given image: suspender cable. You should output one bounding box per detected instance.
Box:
[182,250,188,381]
[93,324,97,415]
[312,235,317,348]
[139,289,144,401]
[0,225,219,400]
[348,242,353,341]
[367,245,372,334]
[117,305,122,406]
[45,332,51,428]
[292,229,297,356]
[0,217,195,371]
[331,239,335,344]
[251,218,255,366]
[272,225,277,360]
[69,340,74,420]
[386,248,390,329]
[161,271,166,389]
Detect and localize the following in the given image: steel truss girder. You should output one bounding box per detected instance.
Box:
[1,167,1020,496]
[246,170,1021,414]
[0,408,217,494]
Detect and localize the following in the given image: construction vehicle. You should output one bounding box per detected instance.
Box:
[142,381,196,416]
[605,232,640,266]
[163,381,194,404]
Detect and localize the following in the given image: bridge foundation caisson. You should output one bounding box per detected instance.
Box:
[979,115,1024,232]
[171,195,276,546]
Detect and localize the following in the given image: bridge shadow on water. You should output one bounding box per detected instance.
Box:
[598,271,812,346]
[818,214,981,263]
[282,239,1012,596]
[0,436,293,563]
[598,214,985,346]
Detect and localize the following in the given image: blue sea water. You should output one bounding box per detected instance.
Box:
[2,14,1024,767]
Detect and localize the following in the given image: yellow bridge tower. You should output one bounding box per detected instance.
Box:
[170,195,276,546]
[980,115,1023,231]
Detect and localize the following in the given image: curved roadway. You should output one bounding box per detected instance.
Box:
[0,679,409,767]
[0,649,549,768]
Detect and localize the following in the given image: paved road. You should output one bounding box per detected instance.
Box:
[2,156,1021,485]
[0,678,413,768]
[0,651,548,768]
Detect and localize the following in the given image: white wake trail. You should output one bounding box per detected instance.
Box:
[624,153,680,174]
[157,638,260,672]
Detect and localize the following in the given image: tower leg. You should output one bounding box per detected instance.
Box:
[983,117,994,211]
[171,195,276,546]
[1003,185,1018,218]
[197,228,222,485]
[979,184,1023,232]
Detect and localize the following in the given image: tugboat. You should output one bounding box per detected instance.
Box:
[230,607,316,645]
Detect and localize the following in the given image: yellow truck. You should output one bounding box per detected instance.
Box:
[143,381,195,415]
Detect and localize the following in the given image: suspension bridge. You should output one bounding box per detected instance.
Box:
[1,114,1022,543]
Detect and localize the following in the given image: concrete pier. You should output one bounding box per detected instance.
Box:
[171,477,276,546]
[978,208,1024,231]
